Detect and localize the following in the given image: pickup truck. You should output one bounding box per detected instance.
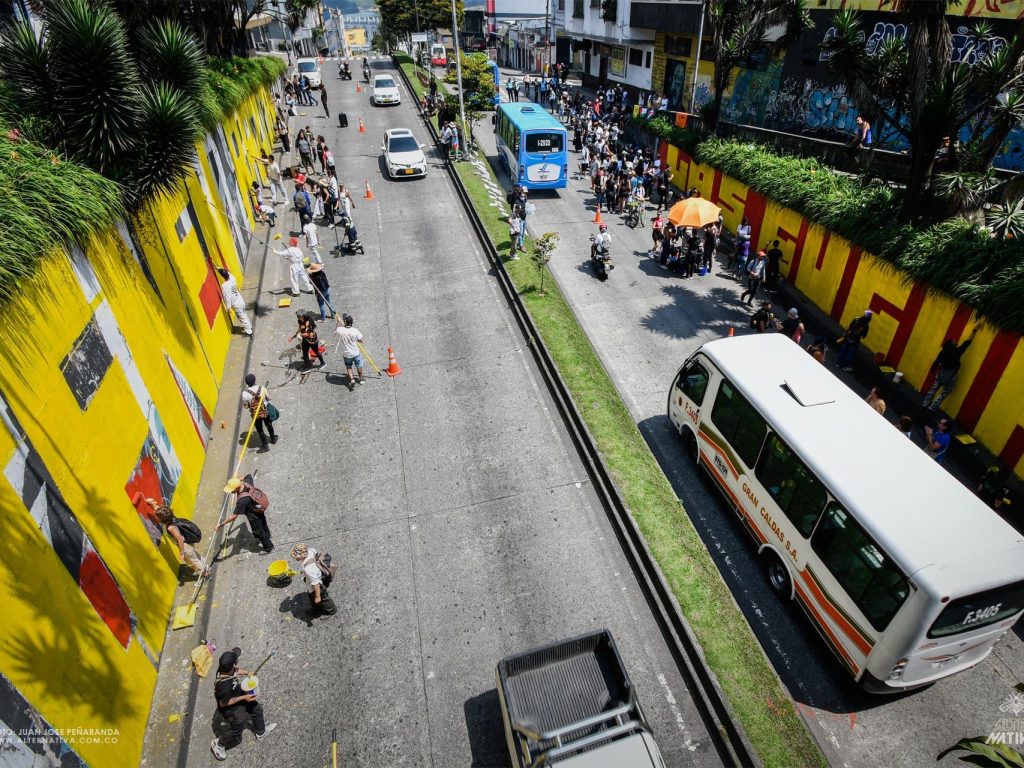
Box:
[495,630,666,767]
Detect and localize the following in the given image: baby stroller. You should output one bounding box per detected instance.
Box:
[338,215,364,254]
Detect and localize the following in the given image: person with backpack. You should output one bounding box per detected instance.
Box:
[292,182,313,225]
[291,543,337,620]
[149,500,208,579]
[740,250,766,305]
[241,373,278,452]
[837,309,873,372]
[750,301,777,334]
[220,474,274,553]
[295,132,314,174]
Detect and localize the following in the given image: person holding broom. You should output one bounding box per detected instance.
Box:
[335,313,365,390]
[292,311,325,369]
[219,474,274,553]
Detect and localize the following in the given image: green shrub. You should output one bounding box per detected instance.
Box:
[633,127,1024,335]
[631,115,700,155]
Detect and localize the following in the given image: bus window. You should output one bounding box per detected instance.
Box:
[928,581,1024,638]
[710,379,767,468]
[674,362,709,406]
[525,132,564,153]
[812,503,910,631]
[755,432,827,537]
[513,127,520,154]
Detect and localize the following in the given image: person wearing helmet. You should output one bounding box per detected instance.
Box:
[591,221,612,258]
[335,313,365,390]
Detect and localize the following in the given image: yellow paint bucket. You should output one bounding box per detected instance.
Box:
[267,559,298,584]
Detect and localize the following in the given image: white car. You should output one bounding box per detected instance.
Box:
[295,58,321,88]
[382,129,427,178]
[372,74,401,106]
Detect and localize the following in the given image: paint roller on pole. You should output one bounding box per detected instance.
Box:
[170,386,268,630]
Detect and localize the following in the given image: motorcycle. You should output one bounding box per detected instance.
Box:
[338,63,352,80]
[363,65,371,82]
[589,235,614,281]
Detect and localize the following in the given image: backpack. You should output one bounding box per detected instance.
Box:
[315,552,336,588]
[238,484,270,514]
[293,191,309,212]
[173,517,202,544]
[326,150,335,168]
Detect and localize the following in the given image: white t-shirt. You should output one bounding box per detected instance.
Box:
[335,326,363,358]
[301,550,322,591]
[220,274,243,305]
[303,222,319,248]
[268,161,281,181]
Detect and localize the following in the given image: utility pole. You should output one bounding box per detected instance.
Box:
[450,0,468,154]
[543,0,550,76]
[688,0,706,114]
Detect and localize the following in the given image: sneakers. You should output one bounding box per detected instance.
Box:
[270,435,279,444]
[211,739,227,761]
[255,723,278,740]
[509,254,519,261]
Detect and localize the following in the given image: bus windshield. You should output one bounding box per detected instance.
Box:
[928,581,1024,638]
[525,132,563,153]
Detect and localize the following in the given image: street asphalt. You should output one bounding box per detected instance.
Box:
[166,59,721,768]
[485,65,1024,768]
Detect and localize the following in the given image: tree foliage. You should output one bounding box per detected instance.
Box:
[821,5,1024,218]
[444,51,496,113]
[704,0,812,131]
[378,0,463,37]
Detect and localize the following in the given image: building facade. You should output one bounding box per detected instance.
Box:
[558,0,655,93]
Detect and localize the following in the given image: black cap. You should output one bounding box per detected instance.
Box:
[244,373,256,386]
[218,647,242,673]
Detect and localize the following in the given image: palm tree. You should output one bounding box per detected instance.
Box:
[703,0,812,132]
[822,5,1024,218]
[0,0,205,207]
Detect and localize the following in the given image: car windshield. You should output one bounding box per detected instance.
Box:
[375,78,396,89]
[388,136,420,153]
[298,62,317,73]
[928,581,1024,638]
[525,132,563,153]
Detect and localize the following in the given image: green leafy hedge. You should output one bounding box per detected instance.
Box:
[636,128,1024,335]
[630,115,701,155]
[0,122,124,301]
[0,55,284,303]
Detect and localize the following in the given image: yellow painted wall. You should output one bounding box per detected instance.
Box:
[0,86,277,765]
[661,140,1024,477]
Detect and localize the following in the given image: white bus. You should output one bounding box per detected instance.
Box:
[668,334,1024,691]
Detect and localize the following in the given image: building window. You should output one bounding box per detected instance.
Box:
[601,0,616,20]
[628,47,643,68]
[645,50,652,68]
[558,0,565,9]
[591,0,600,8]
[573,0,583,17]
[664,35,692,58]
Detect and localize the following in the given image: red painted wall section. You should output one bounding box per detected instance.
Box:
[869,282,928,368]
[958,331,1020,432]
[921,304,975,393]
[776,219,809,283]
[830,246,863,322]
[1001,426,1024,474]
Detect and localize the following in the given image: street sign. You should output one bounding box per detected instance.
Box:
[411,32,428,43]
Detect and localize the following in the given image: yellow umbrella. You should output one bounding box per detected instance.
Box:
[667,197,722,228]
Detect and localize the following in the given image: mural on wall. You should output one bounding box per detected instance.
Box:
[0,672,87,767]
[60,316,114,410]
[123,411,182,545]
[663,59,689,112]
[0,392,137,651]
[166,352,212,448]
[719,14,1024,169]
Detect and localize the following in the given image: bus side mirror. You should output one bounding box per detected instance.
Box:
[491,115,496,126]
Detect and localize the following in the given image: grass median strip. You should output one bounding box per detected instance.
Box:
[454,159,826,768]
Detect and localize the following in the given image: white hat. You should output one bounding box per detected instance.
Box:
[788,308,799,318]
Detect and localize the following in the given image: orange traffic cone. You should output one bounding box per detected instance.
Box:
[364,180,374,200]
[358,117,366,133]
[356,83,363,93]
[593,206,603,224]
[385,346,403,377]
[728,326,735,337]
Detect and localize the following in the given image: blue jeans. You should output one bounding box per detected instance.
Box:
[315,288,333,320]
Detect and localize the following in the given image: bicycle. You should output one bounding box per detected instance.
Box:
[624,199,646,229]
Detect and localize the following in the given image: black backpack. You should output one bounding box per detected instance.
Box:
[173,517,202,544]
[315,552,336,588]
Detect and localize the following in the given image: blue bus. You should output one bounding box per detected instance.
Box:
[494,102,568,190]
[487,59,501,106]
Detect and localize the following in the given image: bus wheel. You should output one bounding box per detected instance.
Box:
[682,428,699,464]
[762,551,792,599]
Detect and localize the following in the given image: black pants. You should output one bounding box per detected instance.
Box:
[245,512,273,550]
[301,338,324,367]
[741,277,762,305]
[309,587,337,616]
[766,263,779,288]
[220,701,265,749]
[322,100,330,117]
[279,133,290,153]
[254,416,276,446]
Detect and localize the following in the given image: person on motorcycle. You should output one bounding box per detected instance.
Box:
[591,222,612,260]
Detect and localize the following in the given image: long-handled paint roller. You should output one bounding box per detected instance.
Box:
[171,389,268,630]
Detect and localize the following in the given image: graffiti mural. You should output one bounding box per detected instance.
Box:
[820,21,1007,62]
[123,410,182,546]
